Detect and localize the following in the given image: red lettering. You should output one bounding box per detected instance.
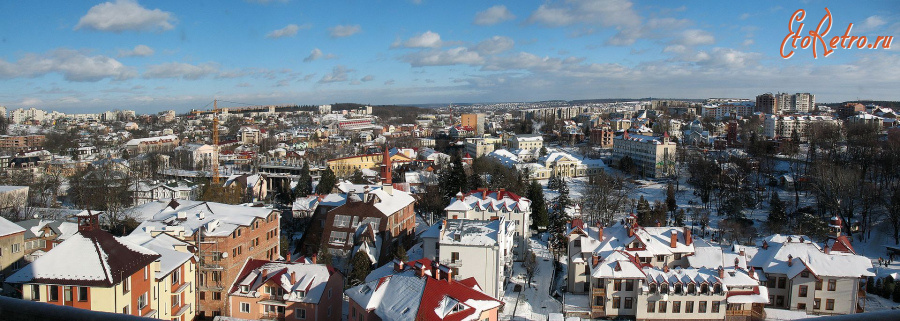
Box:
[808,7,833,58]
[781,9,806,59]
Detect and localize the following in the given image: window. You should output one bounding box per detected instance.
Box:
[334,215,351,227]
[701,284,709,294]
[48,285,59,301]
[801,271,809,278]
[172,294,179,308]
[138,293,147,309]
[329,231,348,244]
[685,301,694,313]
[714,284,722,294]
[594,296,604,306]
[78,287,88,301]
[767,278,776,288]
[828,279,836,291]
[200,291,205,300]
[673,301,681,313]
[624,297,633,309]
[649,284,657,293]
[241,285,249,293]
[798,303,807,310]
[30,285,40,301]
[660,284,668,294]
[814,298,821,309]
[674,253,682,260]
[776,296,785,307]
[826,299,835,310]
[699,301,707,313]
[799,285,808,297]
[123,277,130,294]
[656,255,665,262]
[647,301,656,312]
[123,305,130,315]
[64,286,72,302]
[625,280,634,291]
[213,292,222,300]
[11,243,20,253]
[451,252,460,263]
[659,301,667,313]
[712,301,720,313]
[295,308,306,319]
[240,302,250,313]
[172,269,180,285]
[144,266,148,280]
[612,297,620,309]
[777,277,786,289]
[688,284,696,294]
[614,280,622,291]
[815,279,823,290]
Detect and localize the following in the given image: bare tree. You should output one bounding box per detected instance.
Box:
[581,171,633,226]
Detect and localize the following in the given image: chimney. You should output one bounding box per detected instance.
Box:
[684,228,692,246]
[596,223,604,241]
[416,263,426,278]
[431,261,439,279]
[311,253,317,264]
[787,254,793,266]
[670,232,677,248]
[261,269,268,280]
[718,267,724,278]
[393,259,404,273]
[591,253,600,266]
[762,241,769,250]
[290,271,296,284]
[286,252,291,262]
[444,266,453,283]
[734,257,740,267]
[749,267,757,280]
[627,226,635,238]
[824,245,830,254]
[663,264,669,272]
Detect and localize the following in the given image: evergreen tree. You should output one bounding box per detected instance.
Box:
[539,146,548,157]
[767,193,788,234]
[555,177,570,211]
[440,156,469,206]
[666,183,677,214]
[350,169,367,184]
[297,161,313,196]
[316,166,337,195]
[893,280,900,303]
[867,276,876,294]
[393,243,408,261]
[636,196,651,222]
[528,180,549,230]
[674,208,686,227]
[349,251,373,287]
[883,275,895,299]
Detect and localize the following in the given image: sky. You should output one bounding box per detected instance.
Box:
[0,0,899,113]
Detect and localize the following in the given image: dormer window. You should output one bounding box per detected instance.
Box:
[675,284,683,294]
[649,284,657,293]
[687,284,696,294]
[660,284,668,294]
[240,285,249,293]
[701,284,709,294]
[714,284,722,294]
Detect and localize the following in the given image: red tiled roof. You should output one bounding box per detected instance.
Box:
[416,277,503,321]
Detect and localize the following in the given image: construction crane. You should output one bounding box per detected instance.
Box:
[211,100,221,184]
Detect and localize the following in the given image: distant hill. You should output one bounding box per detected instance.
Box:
[824,100,900,109]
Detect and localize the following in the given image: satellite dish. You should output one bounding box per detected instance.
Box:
[221,252,229,258]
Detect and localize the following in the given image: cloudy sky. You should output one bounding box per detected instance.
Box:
[1,0,898,113]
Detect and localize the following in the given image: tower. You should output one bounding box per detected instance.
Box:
[828,216,843,238]
[381,146,393,195]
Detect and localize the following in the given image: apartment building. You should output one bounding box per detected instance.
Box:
[460,113,486,135]
[763,115,839,141]
[464,136,501,158]
[421,218,515,298]
[127,199,280,318]
[612,132,677,178]
[444,188,530,260]
[0,135,45,151]
[129,180,201,206]
[173,143,217,171]
[590,127,614,148]
[227,259,343,321]
[326,149,412,177]
[7,213,195,320]
[124,135,181,155]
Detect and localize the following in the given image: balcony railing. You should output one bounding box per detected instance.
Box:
[260,312,285,321]
[592,288,606,296]
[726,310,751,316]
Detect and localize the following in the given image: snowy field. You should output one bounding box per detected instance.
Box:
[501,235,562,320]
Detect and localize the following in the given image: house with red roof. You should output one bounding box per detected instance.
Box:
[226,258,343,321]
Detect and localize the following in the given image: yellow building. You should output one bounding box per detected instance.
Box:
[326,152,412,177]
[460,113,485,135]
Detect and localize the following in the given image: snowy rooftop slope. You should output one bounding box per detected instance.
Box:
[125,135,178,146]
[127,199,274,237]
[123,233,194,280]
[688,246,747,270]
[7,230,160,287]
[438,219,513,246]
[0,216,26,237]
[583,222,695,259]
[347,276,426,320]
[232,259,334,304]
[347,274,502,321]
[747,236,874,278]
[444,189,531,214]
[592,251,645,279]
[365,258,435,283]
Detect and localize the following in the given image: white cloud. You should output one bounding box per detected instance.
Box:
[526,0,642,45]
[474,5,515,26]
[75,0,175,32]
[118,45,155,57]
[403,47,484,67]
[267,24,309,38]
[0,49,136,82]
[329,24,361,38]
[742,39,755,46]
[475,36,515,55]
[236,82,252,88]
[858,15,887,32]
[304,48,323,62]
[143,62,219,80]
[396,31,443,48]
[319,65,354,83]
[384,79,396,85]
[676,29,715,46]
[361,75,375,82]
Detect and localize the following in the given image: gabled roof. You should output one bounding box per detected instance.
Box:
[345,274,502,321]
[0,216,26,237]
[230,259,338,304]
[7,229,160,287]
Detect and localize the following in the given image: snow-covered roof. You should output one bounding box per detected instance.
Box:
[346,274,502,321]
[127,199,274,237]
[125,135,178,146]
[0,216,26,237]
[431,219,514,247]
[592,251,645,279]
[231,259,335,304]
[747,234,874,278]
[443,189,531,214]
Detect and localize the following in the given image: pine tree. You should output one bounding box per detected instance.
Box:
[316,166,337,195]
[867,276,876,294]
[350,169,367,184]
[528,180,549,230]
[883,276,895,298]
[636,196,651,224]
[349,251,373,286]
[441,156,469,206]
[767,192,788,234]
[555,177,570,211]
[674,208,686,227]
[893,280,900,303]
[297,161,313,196]
[666,183,677,214]
[393,243,408,261]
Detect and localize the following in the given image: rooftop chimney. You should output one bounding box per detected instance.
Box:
[718,267,724,278]
[627,226,635,238]
[824,245,830,254]
[597,223,604,241]
[290,272,296,284]
[416,262,427,278]
[591,253,600,266]
[787,254,793,266]
[311,253,317,264]
[684,228,692,246]
[670,232,678,248]
[393,259,404,273]
[286,252,292,262]
[261,269,268,280]
[663,264,669,272]
[762,241,769,250]
[431,261,439,280]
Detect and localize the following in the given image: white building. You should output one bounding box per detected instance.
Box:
[508,134,543,151]
[128,180,201,206]
[443,189,531,260]
[612,132,676,178]
[763,115,839,141]
[420,218,515,298]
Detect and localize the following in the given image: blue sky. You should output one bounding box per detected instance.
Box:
[0,0,898,113]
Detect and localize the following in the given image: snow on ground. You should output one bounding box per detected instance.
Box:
[501,234,562,320]
[764,307,812,320]
[406,242,423,261]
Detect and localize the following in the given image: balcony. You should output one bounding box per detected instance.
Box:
[259,294,286,304]
[726,310,751,316]
[260,312,285,321]
[592,288,606,296]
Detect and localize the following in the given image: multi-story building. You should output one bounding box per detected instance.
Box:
[757,93,777,115]
[590,127,614,148]
[128,180,201,206]
[421,218,515,298]
[792,93,815,114]
[0,135,45,151]
[0,216,26,295]
[612,132,677,178]
[124,135,181,155]
[701,104,755,120]
[227,259,344,321]
[464,136,501,158]
[238,126,261,145]
[346,270,503,321]
[9,108,49,124]
[508,134,543,150]
[460,113,486,135]
[173,143,217,171]
[326,149,412,177]
[7,213,195,321]
[126,199,280,318]
[443,188,531,260]
[763,115,839,141]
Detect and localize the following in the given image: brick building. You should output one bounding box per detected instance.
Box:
[0,135,45,151]
[227,259,344,320]
[127,199,280,318]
